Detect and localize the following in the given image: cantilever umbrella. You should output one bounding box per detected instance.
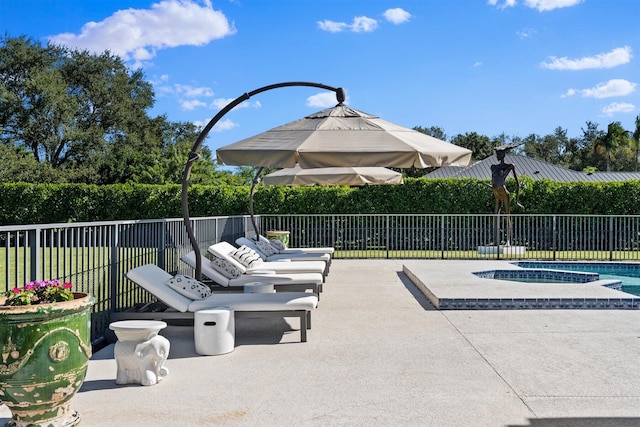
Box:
[218,103,472,238]
[262,165,403,186]
[217,104,472,169]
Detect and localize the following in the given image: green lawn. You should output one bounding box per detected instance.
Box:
[3,246,638,291]
[333,249,640,261]
[0,245,161,292]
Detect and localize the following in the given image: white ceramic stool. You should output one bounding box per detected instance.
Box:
[194,307,235,356]
[109,320,170,386]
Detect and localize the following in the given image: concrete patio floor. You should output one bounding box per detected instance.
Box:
[2,259,639,426]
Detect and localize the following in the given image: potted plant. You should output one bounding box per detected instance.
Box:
[0,279,94,427]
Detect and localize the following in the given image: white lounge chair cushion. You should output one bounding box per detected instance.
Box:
[209,242,325,275]
[126,264,192,312]
[189,292,317,312]
[229,245,263,268]
[258,235,335,256]
[269,239,286,252]
[236,237,330,263]
[166,274,211,300]
[180,252,324,288]
[256,239,278,256]
[125,264,318,314]
[211,256,242,279]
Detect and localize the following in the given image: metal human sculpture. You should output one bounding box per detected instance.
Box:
[490,143,522,245]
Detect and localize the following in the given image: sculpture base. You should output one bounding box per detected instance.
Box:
[477,245,526,256]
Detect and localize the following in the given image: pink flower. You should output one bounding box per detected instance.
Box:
[4,278,75,306]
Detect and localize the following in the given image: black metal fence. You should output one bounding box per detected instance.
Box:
[261,214,640,261]
[0,216,249,345]
[2,213,638,343]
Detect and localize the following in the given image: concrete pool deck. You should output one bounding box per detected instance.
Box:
[2,259,639,426]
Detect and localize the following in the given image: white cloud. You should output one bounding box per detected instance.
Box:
[174,84,214,98]
[317,20,348,33]
[306,92,345,108]
[488,0,582,11]
[210,98,261,111]
[351,16,378,32]
[383,8,411,24]
[318,16,378,33]
[151,75,217,110]
[211,118,238,131]
[473,61,483,68]
[154,81,215,110]
[565,79,637,99]
[210,98,236,110]
[524,0,583,12]
[193,117,237,131]
[487,0,517,10]
[181,99,207,110]
[540,46,632,70]
[601,102,635,117]
[48,0,236,66]
[318,8,410,33]
[516,27,537,39]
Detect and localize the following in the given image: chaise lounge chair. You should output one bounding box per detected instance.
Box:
[114,264,318,342]
[180,251,323,295]
[235,237,331,275]
[236,237,330,262]
[257,234,335,257]
[208,242,327,279]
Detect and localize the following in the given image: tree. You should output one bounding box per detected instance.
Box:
[491,133,524,155]
[0,143,64,182]
[93,116,233,185]
[0,35,70,164]
[390,126,452,177]
[573,121,605,171]
[599,122,628,172]
[450,132,493,160]
[0,35,154,174]
[633,115,640,172]
[0,34,237,185]
[413,125,447,142]
[523,127,569,165]
[234,166,275,186]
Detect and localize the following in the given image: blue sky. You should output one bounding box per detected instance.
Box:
[2,0,639,157]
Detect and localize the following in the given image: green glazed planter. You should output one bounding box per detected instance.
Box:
[266,230,290,248]
[0,293,94,427]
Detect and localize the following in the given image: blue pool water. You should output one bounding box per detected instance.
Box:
[513,262,640,296]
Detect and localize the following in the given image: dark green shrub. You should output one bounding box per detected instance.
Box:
[1,178,638,225]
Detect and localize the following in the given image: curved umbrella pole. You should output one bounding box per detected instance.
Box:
[182,82,345,280]
[248,166,264,240]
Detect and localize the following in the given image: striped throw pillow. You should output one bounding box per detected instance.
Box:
[229,245,263,268]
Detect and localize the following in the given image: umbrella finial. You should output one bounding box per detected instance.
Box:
[336,87,345,104]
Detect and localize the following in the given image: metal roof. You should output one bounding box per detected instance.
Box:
[424,155,640,182]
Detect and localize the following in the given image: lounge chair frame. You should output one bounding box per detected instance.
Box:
[110,309,311,342]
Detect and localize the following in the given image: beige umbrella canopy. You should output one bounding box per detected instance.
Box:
[220,103,472,247]
[262,165,403,186]
[216,104,473,169]
[185,82,472,280]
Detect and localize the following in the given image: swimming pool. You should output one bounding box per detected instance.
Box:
[513,261,640,296]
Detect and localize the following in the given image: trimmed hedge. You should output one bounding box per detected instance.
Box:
[1,178,638,225]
